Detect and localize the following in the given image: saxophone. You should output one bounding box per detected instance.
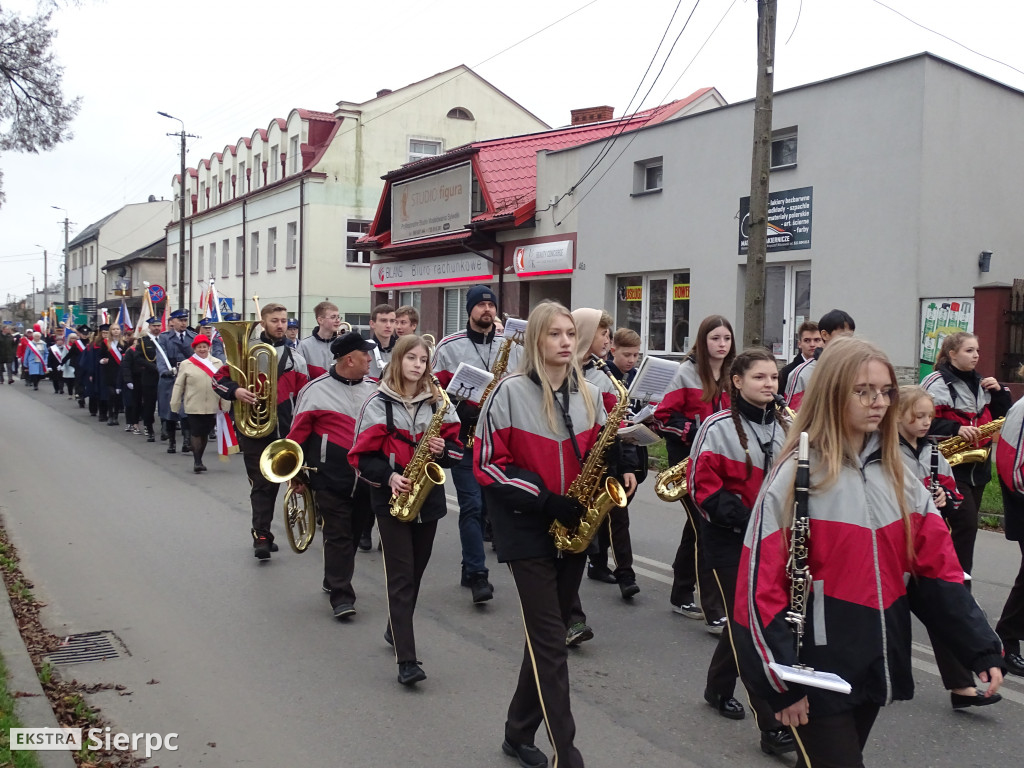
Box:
[465,330,523,448]
[938,417,1004,466]
[551,358,629,553]
[389,375,452,523]
[655,458,689,502]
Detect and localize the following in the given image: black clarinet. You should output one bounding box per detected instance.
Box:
[927,436,947,522]
[785,432,812,667]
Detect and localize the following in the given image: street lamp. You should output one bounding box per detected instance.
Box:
[158,111,188,309]
[51,206,69,312]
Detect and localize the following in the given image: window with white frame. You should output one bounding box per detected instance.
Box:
[197,247,204,285]
[446,107,474,120]
[398,290,421,311]
[771,128,798,169]
[199,181,206,210]
[172,254,177,286]
[235,236,244,275]
[346,313,371,339]
[409,139,442,163]
[286,222,297,268]
[633,156,663,194]
[222,239,229,278]
[267,227,277,271]
[208,242,216,278]
[250,232,260,273]
[346,220,371,265]
[270,144,279,181]
[289,136,299,174]
[615,271,691,355]
[253,153,261,187]
[238,161,246,193]
[443,287,470,336]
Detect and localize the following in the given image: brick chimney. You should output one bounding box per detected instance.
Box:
[377,88,393,98]
[571,106,614,125]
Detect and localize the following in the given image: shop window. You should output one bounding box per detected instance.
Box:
[771,128,798,169]
[346,220,371,265]
[409,138,442,163]
[615,271,690,355]
[444,287,470,336]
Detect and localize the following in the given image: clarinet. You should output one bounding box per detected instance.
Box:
[927,436,947,523]
[785,432,812,668]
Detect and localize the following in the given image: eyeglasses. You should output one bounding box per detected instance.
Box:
[851,387,898,407]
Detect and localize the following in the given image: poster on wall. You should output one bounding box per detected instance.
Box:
[919,298,973,380]
[738,186,813,254]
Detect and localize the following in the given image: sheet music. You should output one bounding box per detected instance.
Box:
[503,317,528,342]
[627,356,679,403]
[445,362,493,403]
[630,403,657,423]
[618,423,662,446]
[768,663,852,694]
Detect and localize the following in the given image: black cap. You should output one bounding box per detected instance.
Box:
[331,332,375,359]
[99,323,111,331]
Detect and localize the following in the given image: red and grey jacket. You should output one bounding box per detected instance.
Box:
[997,397,1024,542]
[783,355,817,411]
[212,333,308,442]
[287,369,376,495]
[653,356,729,464]
[432,325,521,442]
[734,432,1004,717]
[474,372,605,561]
[348,382,462,523]
[296,330,336,380]
[687,397,786,569]
[897,436,962,514]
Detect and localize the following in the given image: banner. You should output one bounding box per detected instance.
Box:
[918,298,973,380]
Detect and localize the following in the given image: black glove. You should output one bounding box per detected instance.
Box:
[542,494,586,528]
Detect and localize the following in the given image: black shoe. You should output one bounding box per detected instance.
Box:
[182,443,192,454]
[146,432,156,442]
[160,430,168,441]
[565,622,594,647]
[384,625,394,646]
[167,442,176,454]
[951,690,1003,709]
[501,739,548,768]
[470,575,494,604]
[1005,651,1024,677]
[619,580,640,599]
[704,689,745,720]
[269,541,279,552]
[397,661,426,686]
[253,535,271,560]
[332,603,356,620]
[78,400,85,408]
[358,533,372,552]
[460,573,473,588]
[760,728,796,756]
[587,565,617,584]
[194,463,207,472]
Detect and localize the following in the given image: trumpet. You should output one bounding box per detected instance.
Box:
[260,438,318,553]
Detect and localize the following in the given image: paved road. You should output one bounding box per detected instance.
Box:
[2,384,1023,767]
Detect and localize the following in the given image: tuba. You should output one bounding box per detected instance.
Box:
[938,417,1004,466]
[389,376,451,523]
[213,313,278,439]
[259,438,318,553]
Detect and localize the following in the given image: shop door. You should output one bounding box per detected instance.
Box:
[763,264,811,360]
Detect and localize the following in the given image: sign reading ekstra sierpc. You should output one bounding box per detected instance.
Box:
[391,163,472,244]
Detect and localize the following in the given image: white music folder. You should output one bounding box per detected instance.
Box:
[768,663,852,694]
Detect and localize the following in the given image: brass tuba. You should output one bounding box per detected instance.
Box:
[259,438,318,553]
[213,315,278,439]
[938,417,1005,466]
[390,376,450,523]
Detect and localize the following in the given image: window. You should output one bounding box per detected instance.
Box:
[771,128,798,169]
[250,232,260,273]
[346,313,371,339]
[171,255,177,286]
[398,290,421,310]
[286,222,297,268]
[222,239,230,278]
[253,153,261,187]
[270,144,278,181]
[444,287,471,336]
[633,156,663,194]
[289,136,300,174]
[199,181,206,210]
[267,227,277,271]
[238,161,246,193]
[760,263,811,359]
[208,243,216,278]
[235,236,244,276]
[409,139,442,162]
[615,271,691,355]
[447,107,474,120]
[197,247,205,285]
[346,220,371,265]
[183,250,190,284]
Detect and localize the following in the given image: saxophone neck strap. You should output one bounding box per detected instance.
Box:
[383,398,435,447]
[553,385,584,468]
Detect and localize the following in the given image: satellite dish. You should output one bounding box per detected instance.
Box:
[117,267,127,277]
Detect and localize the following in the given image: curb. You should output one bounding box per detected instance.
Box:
[0,580,76,768]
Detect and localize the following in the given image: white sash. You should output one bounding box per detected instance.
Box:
[106,339,123,364]
[189,354,219,378]
[150,333,172,371]
[50,345,66,363]
[27,342,47,368]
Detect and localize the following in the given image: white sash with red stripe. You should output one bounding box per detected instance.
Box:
[73,339,86,352]
[27,342,47,370]
[188,355,239,457]
[105,339,123,364]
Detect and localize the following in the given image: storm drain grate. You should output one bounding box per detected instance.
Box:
[46,631,128,666]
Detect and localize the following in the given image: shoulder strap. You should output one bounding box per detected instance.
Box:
[384,399,417,447]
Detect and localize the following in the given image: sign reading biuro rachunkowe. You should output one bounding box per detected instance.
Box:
[738,186,812,255]
[391,163,472,244]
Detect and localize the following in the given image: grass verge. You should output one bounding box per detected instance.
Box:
[0,650,44,768]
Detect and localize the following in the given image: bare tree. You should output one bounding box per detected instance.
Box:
[0,4,81,204]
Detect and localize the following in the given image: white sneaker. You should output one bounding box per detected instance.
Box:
[672,602,704,620]
[705,616,728,635]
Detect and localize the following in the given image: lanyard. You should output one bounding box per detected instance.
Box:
[473,339,494,372]
[552,383,584,469]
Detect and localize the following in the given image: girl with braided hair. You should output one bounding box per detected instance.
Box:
[686,348,794,756]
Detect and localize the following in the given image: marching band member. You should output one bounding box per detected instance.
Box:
[366,303,398,381]
[394,305,420,337]
[432,285,511,605]
[47,335,68,395]
[213,302,309,559]
[777,320,821,394]
[297,301,344,379]
[170,334,224,473]
[287,332,377,619]
[783,309,855,411]
[735,336,1003,768]
[475,301,605,768]
[158,309,198,454]
[653,314,733,632]
[349,334,462,685]
[687,348,794,755]
[995,367,1024,678]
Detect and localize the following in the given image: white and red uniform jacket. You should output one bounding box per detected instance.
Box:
[783,356,816,411]
[996,396,1024,541]
[474,372,606,561]
[653,356,729,464]
[296,330,336,380]
[734,432,1003,718]
[897,436,962,515]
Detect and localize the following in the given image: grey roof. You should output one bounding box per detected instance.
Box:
[101,238,166,271]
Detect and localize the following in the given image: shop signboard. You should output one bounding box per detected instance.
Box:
[371,252,492,289]
[738,186,813,254]
[512,241,574,276]
[919,298,973,380]
[391,163,472,244]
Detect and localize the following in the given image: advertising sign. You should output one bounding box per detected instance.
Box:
[738,186,813,254]
[391,163,472,244]
[919,298,973,380]
[512,241,574,276]
[371,253,492,289]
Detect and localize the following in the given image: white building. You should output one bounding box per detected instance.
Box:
[167,65,548,331]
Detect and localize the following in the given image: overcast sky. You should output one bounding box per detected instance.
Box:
[2,0,1022,302]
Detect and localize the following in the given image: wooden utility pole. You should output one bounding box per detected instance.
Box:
[743,0,777,348]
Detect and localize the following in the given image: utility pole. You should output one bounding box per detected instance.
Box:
[52,206,70,315]
[743,0,777,348]
[27,274,36,317]
[158,112,198,309]
[34,245,49,318]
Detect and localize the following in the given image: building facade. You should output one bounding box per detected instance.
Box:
[167,65,548,331]
[99,238,167,317]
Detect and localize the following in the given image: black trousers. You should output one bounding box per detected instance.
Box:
[670,497,725,622]
[997,540,1024,654]
[928,478,985,690]
[506,554,587,768]
[792,703,880,768]
[242,437,279,540]
[106,384,121,416]
[51,372,64,393]
[138,384,158,431]
[375,504,438,665]
[707,566,777,731]
[588,505,634,582]
[317,486,370,608]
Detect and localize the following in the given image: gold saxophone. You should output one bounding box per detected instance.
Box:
[655,457,690,502]
[213,316,278,439]
[551,358,629,553]
[938,417,1004,466]
[389,375,451,523]
[466,329,523,448]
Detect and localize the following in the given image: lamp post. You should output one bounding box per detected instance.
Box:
[158,112,192,309]
[51,206,69,313]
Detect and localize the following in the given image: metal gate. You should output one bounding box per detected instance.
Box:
[1006,278,1024,381]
